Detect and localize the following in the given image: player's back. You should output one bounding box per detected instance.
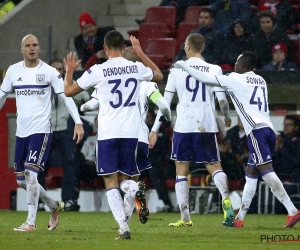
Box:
[81,57,153,140]
[168,57,222,133]
[217,71,274,134]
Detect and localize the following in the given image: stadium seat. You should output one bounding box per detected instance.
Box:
[127,6,176,43]
[144,6,177,36]
[45,167,63,189]
[80,177,105,190]
[181,6,205,24]
[127,29,139,37]
[175,22,199,53]
[137,23,171,50]
[144,38,177,70]
[139,177,152,189]
[219,64,234,71]
[290,38,300,66]
[256,0,266,7]
[165,179,175,190]
[228,180,244,192]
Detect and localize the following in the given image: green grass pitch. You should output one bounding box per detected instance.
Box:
[1,211,300,250]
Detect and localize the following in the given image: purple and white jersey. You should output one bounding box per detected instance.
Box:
[1,60,64,137]
[77,57,153,140]
[90,81,158,144]
[215,71,275,135]
[167,57,223,133]
[138,81,159,144]
[91,89,97,99]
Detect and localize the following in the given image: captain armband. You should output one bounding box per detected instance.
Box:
[149,91,162,104]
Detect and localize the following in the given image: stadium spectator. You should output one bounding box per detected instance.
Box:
[64,31,163,239]
[259,0,296,31]
[0,34,84,231]
[273,115,300,189]
[150,33,234,227]
[173,8,224,64]
[38,59,91,212]
[74,12,114,69]
[83,49,107,71]
[209,0,252,35]
[261,43,298,71]
[145,108,174,212]
[252,10,291,69]
[219,117,247,188]
[175,51,300,228]
[219,19,252,70]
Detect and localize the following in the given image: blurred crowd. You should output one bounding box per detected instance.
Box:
[73,1,300,72]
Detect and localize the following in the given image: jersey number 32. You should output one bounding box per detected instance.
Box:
[108,78,137,108]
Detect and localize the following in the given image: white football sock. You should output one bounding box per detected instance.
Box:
[17,178,27,190]
[120,180,139,221]
[235,176,257,221]
[212,170,229,200]
[39,184,58,211]
[175,176,190,222]
[17,175,57,211]
[24,169,39,226]
[120,180,138,197]
[262,172,298,216]
[123,192,135,221]
[106,188,130,233]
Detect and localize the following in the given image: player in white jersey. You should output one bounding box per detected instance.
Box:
[0,34,84,232]
[79,47,171,225]
[150,33,235,227]
[175,51,300,228]
[63,30,163,240]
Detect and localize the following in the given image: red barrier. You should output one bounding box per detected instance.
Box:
[0,98,18,209]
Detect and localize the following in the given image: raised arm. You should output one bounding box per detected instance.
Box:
[64,52,83,97]
[174,61,220,87]
[130,36,163,82]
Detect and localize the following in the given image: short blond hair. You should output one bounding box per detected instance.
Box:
[21,34,38,47]
[187,33,205,53]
